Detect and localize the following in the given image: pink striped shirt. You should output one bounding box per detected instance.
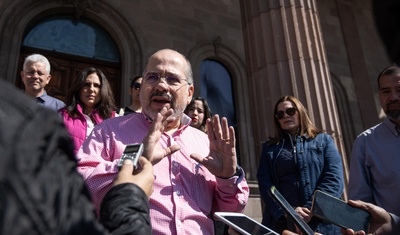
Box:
[76,113,249,235]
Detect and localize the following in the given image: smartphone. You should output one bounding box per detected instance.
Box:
[117,143,144,170]
[214,212,278,235]
[269,186,315,235]
[311,190,370,232]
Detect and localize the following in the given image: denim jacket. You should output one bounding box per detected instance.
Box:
[257,132,344,233]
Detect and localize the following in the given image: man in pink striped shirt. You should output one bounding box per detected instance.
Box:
[76,49,249,235]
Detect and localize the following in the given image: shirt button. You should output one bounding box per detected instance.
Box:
[174,162,179,167]
[176,190,181,195]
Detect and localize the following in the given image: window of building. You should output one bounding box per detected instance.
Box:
[200,59,241,163]
[200,59,236,127]
[23,17,119,62]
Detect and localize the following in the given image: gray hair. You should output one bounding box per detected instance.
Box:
[23,54,51,74]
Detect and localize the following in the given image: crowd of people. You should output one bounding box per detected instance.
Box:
[2,37,399,235]
[75,49,249,235]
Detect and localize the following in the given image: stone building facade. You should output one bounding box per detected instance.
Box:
[0,0,390,222]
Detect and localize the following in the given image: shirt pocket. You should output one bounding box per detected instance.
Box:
[185,163,214,215]
[308,143,324,167]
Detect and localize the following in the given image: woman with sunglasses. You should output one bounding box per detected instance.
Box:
[257,95,344,234]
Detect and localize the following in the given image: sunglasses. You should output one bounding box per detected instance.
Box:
[275,107,297,119]
[132,82,141,89]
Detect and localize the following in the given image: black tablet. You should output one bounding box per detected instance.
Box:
[269,186,315,235]
[311,190,370,232]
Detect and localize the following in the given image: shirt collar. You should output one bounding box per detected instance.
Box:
[141,112,153,123]
[35,90,47,104]
[141,112,192,126]
[38,90,48,98]
[383,117,400,137]
[35,96,44,104]
[140,112,191,129]
[181,113,191,126]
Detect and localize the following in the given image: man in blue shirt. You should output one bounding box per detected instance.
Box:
[20,53,65,111]
[348,65,400,216]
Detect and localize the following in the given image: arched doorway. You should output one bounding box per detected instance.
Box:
[0,1,143,108]
[16,17,122,106]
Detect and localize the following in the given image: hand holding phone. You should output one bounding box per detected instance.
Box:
[118,143,144,170]
[311,190,370,233]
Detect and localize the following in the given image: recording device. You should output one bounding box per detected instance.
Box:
[117,143,144,170]
[311,190,370,233]
[269,186,315,235]
[214,212,278,235]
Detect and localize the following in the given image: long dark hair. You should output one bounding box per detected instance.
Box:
[270,96,321,144]
[184,97,212,133]
[65,67,116,119]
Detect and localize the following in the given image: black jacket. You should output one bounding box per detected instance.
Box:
[0,79,151,235]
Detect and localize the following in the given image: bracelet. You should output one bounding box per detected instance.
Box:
[233,164,242,177]
[218,164,243,179]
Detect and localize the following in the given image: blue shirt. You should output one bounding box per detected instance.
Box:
[348,117,400,215]
[35,90,65,111]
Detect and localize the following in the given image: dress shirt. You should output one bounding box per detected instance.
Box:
[76,113,249,235]
[348,117,400,215]
[35,90,65,111]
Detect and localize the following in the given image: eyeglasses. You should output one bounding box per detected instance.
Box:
[132,82,141,90]
[275,107,297,119]
[143,73,187,86]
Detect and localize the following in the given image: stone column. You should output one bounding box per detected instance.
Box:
[240,0,349,196]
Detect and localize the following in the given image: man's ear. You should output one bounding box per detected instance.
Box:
[45,74,52,85]
[187,85,194,105]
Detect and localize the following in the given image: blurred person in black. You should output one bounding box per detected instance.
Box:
[0,78,161,234]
